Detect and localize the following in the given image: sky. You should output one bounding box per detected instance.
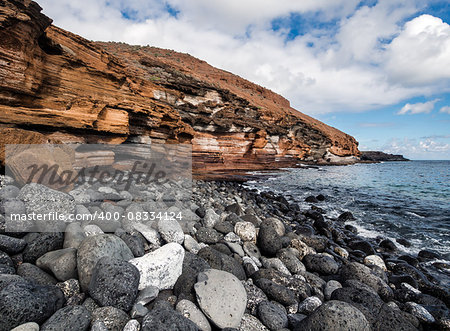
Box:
[38,0,450,160]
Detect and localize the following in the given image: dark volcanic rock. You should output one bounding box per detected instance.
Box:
[379,238,397,252]
[374,303,419,331]
[257,300,288,331]
[142,306,199,331]
[17,262,57,285]
[0,282,65,330]
[303,254,339,275]
[22,232,64,263]
[41,305,91,331]
[197,247,245,280]
[91,307,129,331]
[257,219,283,256]
[254,278,298,306]
[89,257,140,311]
[348,240,375,256]
[294,300,371,331]
[0,234,26,254]
[195,227,223,244]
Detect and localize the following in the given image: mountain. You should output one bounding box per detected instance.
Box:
[0,0,360,177]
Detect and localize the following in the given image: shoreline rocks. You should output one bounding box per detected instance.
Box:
[0,177,448,330]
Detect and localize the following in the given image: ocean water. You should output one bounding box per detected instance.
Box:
[246,160,450,271]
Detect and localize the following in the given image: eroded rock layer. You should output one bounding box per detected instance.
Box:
[0,0,360,176]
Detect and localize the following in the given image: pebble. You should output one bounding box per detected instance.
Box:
[195,269,247,329]
[203,208,220,228]
[89,256,140,311]
[11,322,39,331]
[364,254,387,271]
[36,248,78,281]
[17,262,57,285]
[257,301,288,331]
[40,305,91,331]
[84,224,104,236]
[184,234,201,253]
[0,234,26,254]
[123,319,141,331]
[405,302,435,323]
[130,242,184,290]
[303,254,339,275]
[298,296,322,314]
[141,305,198,330]
[77,234,134,291]
[91,307,130,331]
[196,227,223,244]
[254,278,298,306]
[234,221,257,242]
[239,313,269,331]
[158,218,184,244]
[324,280,342,300]
[176,299,212,331]
[63,222,86,249]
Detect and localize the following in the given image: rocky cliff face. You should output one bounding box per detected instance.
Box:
[0,0,360,177]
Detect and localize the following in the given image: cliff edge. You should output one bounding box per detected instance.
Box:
[0,0,360,176]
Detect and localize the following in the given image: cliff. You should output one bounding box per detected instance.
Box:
[360,151,409,162]
[0,0,360,177]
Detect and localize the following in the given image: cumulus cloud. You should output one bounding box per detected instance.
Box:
[382,137,450,159]
[440,106,450,114]
[37,0,450,115]
[397,99,439,115]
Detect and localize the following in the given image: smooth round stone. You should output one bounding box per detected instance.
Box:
[298,296,322,315]
[0,282,65,330]
[158,218,184,244]
[77,234,134,291]
[257,301,288,330]
[243,241,261,259]
[303,254,339,275]
[234,221,257,242]
[176,299,211,331]
[324,280,342,300]
[36,248,77,281]
[84,225,104,236]
[297,300,371,331]
[17,263,57,285]
[257,220,282,257]
[123,319,140,331]
[0,234,26,254]
[405,302,435,323]
[89,257,140,311]
[254,278,297,306]
[41,305,91,331]
[142,306,198,331]
[91,307,130,331]
[334,246,349,259]
[364,255,387,271]
[184,234,201,254]
[63,223,86,249]
[130,243,184,290]
[261,257,291,275]
[277,249,306,274]
[136,285,159,305]
[194,269,247,329]
[11,322,40,331]
[226,242,245,257]
[203,209,220,228]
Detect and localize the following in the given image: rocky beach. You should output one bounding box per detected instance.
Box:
[1,173,449,331]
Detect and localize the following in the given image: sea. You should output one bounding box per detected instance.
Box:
[246,160,450,283]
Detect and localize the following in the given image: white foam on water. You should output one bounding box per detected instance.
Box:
[405,211,425,219]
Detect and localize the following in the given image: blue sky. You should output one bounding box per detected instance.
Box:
[39,0,450,159]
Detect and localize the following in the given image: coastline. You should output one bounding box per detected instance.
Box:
[1,174,449,330]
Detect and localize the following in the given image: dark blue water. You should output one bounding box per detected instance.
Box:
[247,161,450,260]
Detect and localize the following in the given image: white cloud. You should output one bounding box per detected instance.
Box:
[440,106,450,114]
[397,99,439,115]
[37,0,450,115]
[385,14,450,86]
[382,137,450,159]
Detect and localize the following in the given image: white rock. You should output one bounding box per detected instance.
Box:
[224,232,241,244]
[11,322,39,331]
[176,299,212,331]
[123,319,140,331]
[406,302,435,323]
[195,269,247,329]
[298,296,322,314]
[184,234,201,254]
[84,224,104,236]
[130,243,185,290]
[234,222,257,242]
[133,222,162,247]
[204,209,220,228]
[239,313,269,331]
[158,218,184,244]
[227,242,245,257]
[364,255,387,271]
[401,282,421,294]
[243,256,260,273]
[261,257,291,275]
[334,246,349,259]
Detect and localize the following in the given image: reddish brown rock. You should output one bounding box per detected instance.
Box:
[0,0,360,178]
